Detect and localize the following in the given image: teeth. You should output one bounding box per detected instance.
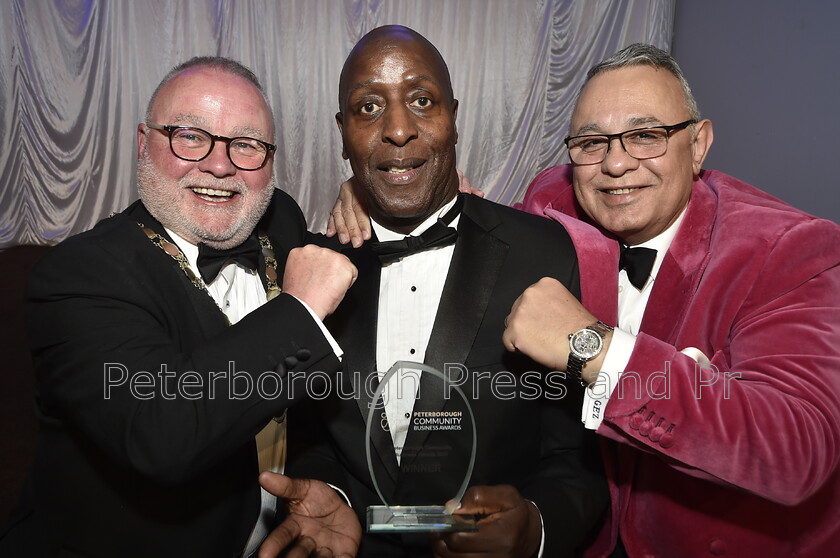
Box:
[387,166,411,174]
[192,187,234,197]
[606,188,637,195]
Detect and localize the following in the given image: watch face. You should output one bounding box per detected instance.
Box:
[571,329,603,360]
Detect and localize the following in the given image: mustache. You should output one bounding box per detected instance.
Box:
[182,176,247,194]
[138,155,247,194]
[137,151,275,199]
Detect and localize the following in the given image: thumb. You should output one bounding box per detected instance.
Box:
[453,486,508,515]
[443,498,461,515]
[259,472,305,500]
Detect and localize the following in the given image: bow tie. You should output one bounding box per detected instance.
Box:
[619,244,657,290]
[370,195,463,265]
[197,234,261,283]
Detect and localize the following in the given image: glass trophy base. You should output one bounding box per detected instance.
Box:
[366,505,477,533]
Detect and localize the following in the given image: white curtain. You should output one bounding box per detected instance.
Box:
[0,0,674,248]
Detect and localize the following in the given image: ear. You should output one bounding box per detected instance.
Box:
[137,123,148,159]
[451,99,459,145]
[335,112,348,160]
[690,118,714,176]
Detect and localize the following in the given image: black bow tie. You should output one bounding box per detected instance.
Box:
[619,244,657,290]
[197,234,261,283]
[370,195,463,265]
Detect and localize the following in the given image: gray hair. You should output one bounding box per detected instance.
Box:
[144,56,273,123]
[583,43,700,121]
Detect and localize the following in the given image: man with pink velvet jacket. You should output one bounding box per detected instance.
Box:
[330,43,840,557]
[501,44,840,557]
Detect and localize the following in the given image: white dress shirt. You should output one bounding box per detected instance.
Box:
[581,209,688,429]
[371,197,459,463]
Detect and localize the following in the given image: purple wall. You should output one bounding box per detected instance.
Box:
[672,0,840,223]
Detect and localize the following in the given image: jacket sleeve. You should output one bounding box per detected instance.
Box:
[27,231,341,486]
[521,386,610,556]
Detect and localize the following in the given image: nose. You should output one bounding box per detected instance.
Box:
[600,136,639,176]
[197,138,237,177]
[382,105,418,147]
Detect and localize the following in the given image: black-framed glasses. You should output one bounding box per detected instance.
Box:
[564,119,696,165]
[146,124,276,171]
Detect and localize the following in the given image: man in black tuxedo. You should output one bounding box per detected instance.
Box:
[0,57,360,557]
[286,26,607,558]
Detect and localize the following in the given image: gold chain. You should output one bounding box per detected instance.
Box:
[258,235,282,300]
[139,223,282,303]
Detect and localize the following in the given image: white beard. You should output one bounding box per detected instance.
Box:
[137,152,275,249]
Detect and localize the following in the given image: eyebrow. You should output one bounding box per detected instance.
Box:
[574,116,664,136]
[168,114,267,140]
[169,114,206,127]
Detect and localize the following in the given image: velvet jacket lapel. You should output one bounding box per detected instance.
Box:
[639,179,716,342]
[544,208,619,324]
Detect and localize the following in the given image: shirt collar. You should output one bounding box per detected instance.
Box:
[371,195,461,242]
[631,207,687,252]
[630,206,688,282]
[165,228,199,270]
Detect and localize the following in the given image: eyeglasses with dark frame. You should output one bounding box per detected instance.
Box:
[146,124,276,171]
[564,119,697,165]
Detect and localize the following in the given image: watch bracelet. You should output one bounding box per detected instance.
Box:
[590,320,614,338]
[566,353,587,387]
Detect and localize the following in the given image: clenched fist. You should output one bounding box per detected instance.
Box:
[282,245,357,320]
[503,277,610,382]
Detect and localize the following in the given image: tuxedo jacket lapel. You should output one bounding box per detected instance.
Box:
[424,201,507,370]
[127,202,229,339]
[332,241,402,486]
[401,198,508,471]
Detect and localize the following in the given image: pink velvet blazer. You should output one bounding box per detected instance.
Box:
[521,165,840,557]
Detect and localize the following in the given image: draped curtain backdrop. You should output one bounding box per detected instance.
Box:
[0,0,674,248]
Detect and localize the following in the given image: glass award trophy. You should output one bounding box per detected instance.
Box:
[365,361,478,533]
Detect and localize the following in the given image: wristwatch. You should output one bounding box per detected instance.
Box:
[567,321,614,386]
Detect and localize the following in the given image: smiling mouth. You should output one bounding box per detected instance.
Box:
[376,160,425,185]
[378,159,425,174]
[385,166,415,174]
[603,187,644,195]
[191,187,237,202]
